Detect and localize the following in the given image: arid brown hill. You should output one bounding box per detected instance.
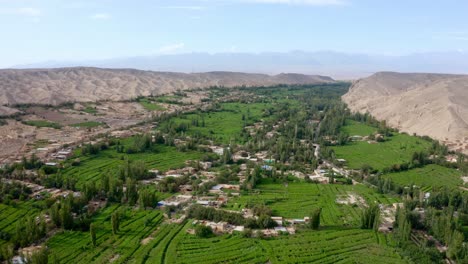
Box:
[0,67,333,107]
[343,72,468,154]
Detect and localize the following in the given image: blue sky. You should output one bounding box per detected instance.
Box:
[1,0,468,67]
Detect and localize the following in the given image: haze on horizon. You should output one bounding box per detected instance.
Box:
[2,0,468,77]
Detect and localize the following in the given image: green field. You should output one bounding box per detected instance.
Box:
[332,133,431,171]
[62,143,204,188]
[138,98,166,111]
[0,201,41,236]
[46,208,408,264]
[22,120,62,129]
[69,121,104,128]
[162,102,270,143]
[169,223,408,264]
[226,180,399,226]
[382,164,463,191]
[47,205,179,264]
[341,120,377,136]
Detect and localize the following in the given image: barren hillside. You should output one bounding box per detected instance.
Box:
[0,67,333,109]
[343,72,468,154]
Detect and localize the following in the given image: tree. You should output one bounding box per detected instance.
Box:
[195,225,213,238]
[90,223,97,247]
[125,178,138,205]
[139,189,157,209]
[60,201,74,230]
[27,248,49,264]
[111,212,120,235]
[310,208,321,230]
[360,204,380,230]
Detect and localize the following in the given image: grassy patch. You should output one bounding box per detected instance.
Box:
[69,121,104,128]
[341,120,377,136]
[22,120,62,129]
[382,164,463,191]
[83,106,97,114]
[332,133,431,171]
[138,98,166,111]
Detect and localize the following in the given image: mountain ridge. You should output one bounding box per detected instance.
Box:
[0,67,334,109]
[343,71,468,154]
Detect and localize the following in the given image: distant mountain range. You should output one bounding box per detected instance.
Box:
[11,51,468,79]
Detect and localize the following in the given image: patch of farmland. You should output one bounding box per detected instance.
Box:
[263,229,409,264]
[341,119,377,136]
[382,164,463,191]
[47,206,166,263]
[332,133,431,171]
[61,144,203,188]
[170,227,407,264]
[226,181,399,226]
[0,201,41,236]
[173,224,268,264]
[138,98,166,111]
[161,102,270,143]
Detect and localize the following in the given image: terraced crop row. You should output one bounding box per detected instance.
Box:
[47,206,164,264]
[168,228,408,264]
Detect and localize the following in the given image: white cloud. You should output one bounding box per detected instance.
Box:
[432,31,468,41]
[160,6,206,10]
[157,43,185,54]
[17,7,42,16]
[0,7,42,17]
[91,13,111,20]
[243,0,347,5]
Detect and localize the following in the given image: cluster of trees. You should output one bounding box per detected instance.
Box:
[83,172,158,208]
[157,175,189,193]
[195,225,213,238]
[81,142,108,155]
[14,216,47,248]
[186,204,278,230]
[187,205,245,226]
[0,181,32,204]
[392,189,468,262]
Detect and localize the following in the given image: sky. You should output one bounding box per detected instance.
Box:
[1,0,468,68]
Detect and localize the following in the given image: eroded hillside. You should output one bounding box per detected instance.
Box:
[343,72,468,153]
[0,67,333,112]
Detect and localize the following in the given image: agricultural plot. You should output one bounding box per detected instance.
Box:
[332,133,431,171]
[0,201,41,236]
[62,143,203,188]
[138,98,166,111]
[226,180,399,226]
[262,229,408,264]
[162,102,270,143]
[171,226,408,264]
[22,120,62,129]
[382,164,463,191]
[341,120,377,136]
[46,205,181,264]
